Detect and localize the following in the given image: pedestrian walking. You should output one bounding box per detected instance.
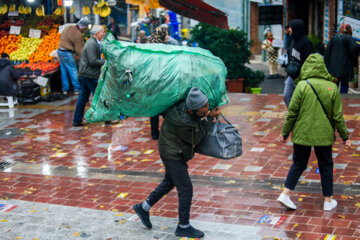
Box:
[262,30,279,76]
[72,25,105,127]
[133,87,220,238]
[284,19,314,108]
[147,26,169,140]
[283,25,292,54]
[0,53,18,97]
[324,24,360,94]
[107,17,121,40]
[277,53,351,211]
[58,18,89,95]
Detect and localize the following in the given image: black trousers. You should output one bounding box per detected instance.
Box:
[150,115,159,138]
[285,144,333,196]
[146,154,193,225]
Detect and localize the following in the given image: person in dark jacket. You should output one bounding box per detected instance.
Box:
[133,87,220,239]
[107,17,121,40]
[0,53,18,97]
[283,25,292,54]
[73,25,105,127]
[284,19,314,108]
[324,24,360,93]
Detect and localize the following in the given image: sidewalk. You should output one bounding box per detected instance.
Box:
[0,92,359,239]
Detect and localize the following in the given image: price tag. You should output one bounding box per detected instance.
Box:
[9,26,21,35]
[29,29,41,38]
[8,10,19,17]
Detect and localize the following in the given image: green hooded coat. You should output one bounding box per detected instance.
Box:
[282,54,348,146]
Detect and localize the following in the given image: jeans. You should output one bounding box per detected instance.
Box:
[146,154,193,225]
[285,144,333,196]
[283,76,295,108]
[57,50,80,92]
[73,76,98,125]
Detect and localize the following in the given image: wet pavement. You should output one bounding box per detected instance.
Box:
[0,93,360,240]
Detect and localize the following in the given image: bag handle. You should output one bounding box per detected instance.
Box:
[305,80,334,128]
[219,112,232,125]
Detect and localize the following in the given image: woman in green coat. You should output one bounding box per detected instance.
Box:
[277,53,351,211]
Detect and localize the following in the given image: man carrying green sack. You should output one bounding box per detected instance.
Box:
[133,87,220,239]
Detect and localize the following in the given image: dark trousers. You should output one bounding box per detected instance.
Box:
[337,76,349,93]
[146,155,193,225]
[150,115,159,138]
[285,144,333,196]
[73,76,98,125]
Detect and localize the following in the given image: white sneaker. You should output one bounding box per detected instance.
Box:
[277,193,297,210]
[324,199,337,211]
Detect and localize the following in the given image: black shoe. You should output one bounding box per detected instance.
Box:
[175,225,204,238]
[73,122,89,127]
[133,203,152,229]
[104,120,119,125]
[151,134,159,140]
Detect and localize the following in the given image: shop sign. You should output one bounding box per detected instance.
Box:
[29,29,41,38]
[272,39,283,48]
[8,10,19,17]
[9,26,21,35]
[126,0,146,5]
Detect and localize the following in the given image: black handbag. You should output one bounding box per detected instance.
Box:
[286,60,301,78]
[196,113,242,160]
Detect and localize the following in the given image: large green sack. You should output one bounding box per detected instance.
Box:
[85,33,229,123]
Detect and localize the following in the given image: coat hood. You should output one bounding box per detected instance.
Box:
[0,58,10,69]
[165,101,200,128]
[295,53,336,84]
[289,19,306,41]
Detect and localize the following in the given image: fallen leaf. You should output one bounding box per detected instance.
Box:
[115,213,124,216]
[0,219,8,222]
[341,195,348,199]
[355,202,360,207]
[30,210,37,213]
[298,198,303,202]
[72,232,81,236]
[117,193,128,198]
[160,227,168,230]
[338,214,346,219]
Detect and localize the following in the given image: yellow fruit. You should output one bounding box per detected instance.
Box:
[70,5,75,14]
[93,5,99,15]
[61,6,66,15]
[100,6,111,18]
[53,7,61,16]
[3,4,8,13]
[0,6,4,15]
[97,0,105,8]
[25,6,31,14]
[9,4,15,12]
[82,5,90,15]
[18,5,25,14]
[36,6,44,16]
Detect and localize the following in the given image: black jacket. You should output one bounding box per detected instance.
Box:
[324,34,360,82]
[159,101,214,161]
[79,37,105,79]
[287,19,314,78]
[0,59,18,96]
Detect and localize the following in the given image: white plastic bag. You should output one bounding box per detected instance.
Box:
[277,53,288,67]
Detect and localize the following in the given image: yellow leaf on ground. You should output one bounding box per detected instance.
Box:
[117,193,128,198]
[112,209,118,212]
[338,214,346,219]
[300,181,307,184]
[72,232,81,236]
[341,195,348,199]
[115,213,124,216]
[30,210,37,213]
[298,198,303,202]
[355,202,360,207]
[0,219,8,222]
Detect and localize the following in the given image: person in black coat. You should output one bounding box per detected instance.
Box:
[0,53,18,97]
[324,24,360,93]
[284,19,314,108]
[107,17,121,40]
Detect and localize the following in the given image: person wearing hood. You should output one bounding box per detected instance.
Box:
[277,53,351,212]
[0,53,18,97]
[147,26,169,140]
[324,24,360,93]
[58,17,89,95]
[133,87,220,238]
[284,19,314,108]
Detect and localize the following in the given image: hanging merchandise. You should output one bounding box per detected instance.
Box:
[84,34,229,123]
[69,5,75,14]
[53,7,61,15]
[36,5,45,16]
[25,6,32,15]
[82,5,90,15]
[97,0,105,8]
[0,5,6,15]
[9,4,16,12]
[18,5,25,14]
[100,6,111,18]
[60,6,66,15]
[93,5,100,15]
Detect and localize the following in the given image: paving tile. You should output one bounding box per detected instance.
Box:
[39,128,55,133]
[91,132,107,137]
[63,140,80,145]
[96,143,111,148]
[244,166,263,172]
[91,153,108,158]
[212,164,232,170]
[134,137,150,142]
[26,125,40,129]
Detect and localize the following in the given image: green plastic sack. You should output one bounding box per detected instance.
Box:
[85,33,229,123]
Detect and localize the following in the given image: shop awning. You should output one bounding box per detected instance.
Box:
[159,0,228,29]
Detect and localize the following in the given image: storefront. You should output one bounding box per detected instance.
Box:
[338,0,360,40]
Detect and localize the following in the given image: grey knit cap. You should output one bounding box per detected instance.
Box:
[186,87,208,111]
[77,17,89,28]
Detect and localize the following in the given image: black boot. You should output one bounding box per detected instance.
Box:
[175,225,204,238]
[133,203,152,229]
